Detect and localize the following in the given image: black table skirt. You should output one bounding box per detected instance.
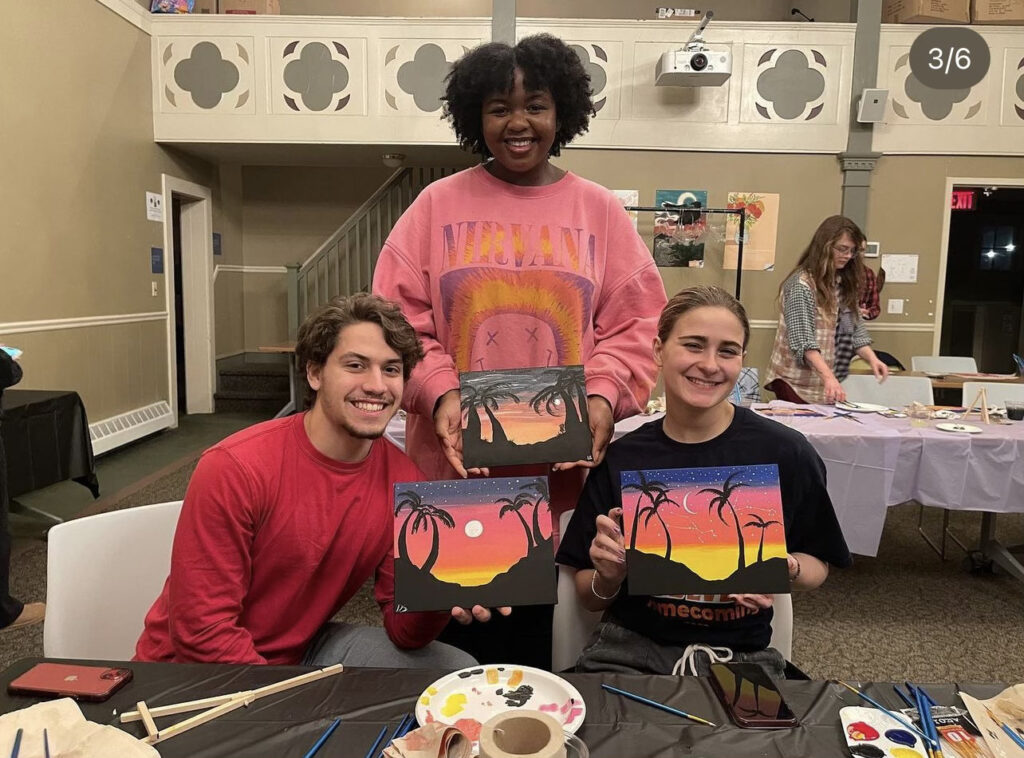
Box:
[0,658,1007,758]
[1,390,99,499]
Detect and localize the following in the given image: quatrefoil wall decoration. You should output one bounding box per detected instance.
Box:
[754,48,827,121]
[281,41,351,112]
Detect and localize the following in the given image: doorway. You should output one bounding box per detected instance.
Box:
[937,181,1024,373]
[161,175,215,422]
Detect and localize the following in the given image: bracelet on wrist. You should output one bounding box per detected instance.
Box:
[591,570,620,601]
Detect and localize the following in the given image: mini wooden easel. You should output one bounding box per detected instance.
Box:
[962,387,990,424]
[120,663,343,745]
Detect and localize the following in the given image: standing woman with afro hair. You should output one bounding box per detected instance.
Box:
[373,34,666,668]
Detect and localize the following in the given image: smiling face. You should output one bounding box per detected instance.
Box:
[306,321,404,446]
[654,306,746,413]
[481,68,558,185]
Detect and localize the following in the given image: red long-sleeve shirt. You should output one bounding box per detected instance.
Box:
[135,413,447,664]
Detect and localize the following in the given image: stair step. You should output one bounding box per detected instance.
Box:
[218,363,290,394]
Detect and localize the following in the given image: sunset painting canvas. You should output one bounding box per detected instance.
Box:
[621,465,790,596]
[393,476,557,612]
[460,366,592,468]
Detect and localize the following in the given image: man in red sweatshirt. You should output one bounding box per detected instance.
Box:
[135,294,491,666]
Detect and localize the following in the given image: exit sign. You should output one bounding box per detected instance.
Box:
[951,189,976,210]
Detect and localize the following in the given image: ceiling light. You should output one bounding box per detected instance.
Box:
[986,250,996,258]
[381,153,406,168]
[1007,243,1016,252]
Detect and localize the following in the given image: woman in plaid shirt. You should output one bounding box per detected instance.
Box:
[765,216,889,404]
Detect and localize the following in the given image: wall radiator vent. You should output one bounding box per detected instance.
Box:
[89,401,173,455]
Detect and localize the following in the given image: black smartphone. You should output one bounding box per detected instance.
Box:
[707,662,798,729]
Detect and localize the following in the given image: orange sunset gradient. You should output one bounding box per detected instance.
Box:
[475,398,573,445]
[402,497,551,586]
[628,485,785,581]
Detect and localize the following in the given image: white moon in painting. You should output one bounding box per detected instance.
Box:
[465,520,484,538]
[682,490,697,515]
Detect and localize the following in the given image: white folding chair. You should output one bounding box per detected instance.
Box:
[961,381,1024,410]
[911,355,978,373]
[552,510,603,673]
[551,510,795,671]
[841,374,934,407]
[44,500,183,659]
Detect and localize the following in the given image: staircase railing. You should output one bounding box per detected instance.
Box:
[287,166,459,339]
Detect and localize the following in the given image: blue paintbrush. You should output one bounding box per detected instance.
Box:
[833,680,937,749]
[9,729,22,758]
[302,717,341,758]
[601,683,716,727]
[363,726,388,758]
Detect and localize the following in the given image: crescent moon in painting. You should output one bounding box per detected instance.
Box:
[682,490,697,515]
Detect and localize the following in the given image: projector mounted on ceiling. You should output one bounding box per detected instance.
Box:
[655,11,732,87]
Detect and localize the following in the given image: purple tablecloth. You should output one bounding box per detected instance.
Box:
[387,405,1024,557]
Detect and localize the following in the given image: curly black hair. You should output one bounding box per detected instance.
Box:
[442,34,595,158]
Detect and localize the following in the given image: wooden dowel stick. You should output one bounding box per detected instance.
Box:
[122,664,344,723]
[249,664,344,700]
[121,692,242,723]
[143,693,255,745]
[136,701,158,738]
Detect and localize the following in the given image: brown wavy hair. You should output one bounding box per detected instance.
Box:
[295,293,424,405]
[782,215,865,317]
[658,286,750,349]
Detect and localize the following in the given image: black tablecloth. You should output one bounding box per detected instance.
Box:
[0,659,1007,758]
[1,390,99,499]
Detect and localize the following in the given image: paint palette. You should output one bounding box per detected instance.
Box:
[936,423,983,434]
[416,665,585,752]
[841,706,926,758]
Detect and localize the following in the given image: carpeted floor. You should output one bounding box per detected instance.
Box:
[3,457,1023,682]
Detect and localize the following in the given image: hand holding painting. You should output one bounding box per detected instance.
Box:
[588,507,627,602]
[433,389,489,479]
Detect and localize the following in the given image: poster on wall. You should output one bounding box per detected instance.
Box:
[612,190,639,230]
[653,190,710,268]
[880,253,918,283]
[724,192,780,271]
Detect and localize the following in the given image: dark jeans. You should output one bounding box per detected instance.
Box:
[576,620,787,680]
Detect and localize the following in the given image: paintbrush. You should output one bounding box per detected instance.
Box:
[832,680,937,749]
[601,684,717,727]
[984,707,1024,751]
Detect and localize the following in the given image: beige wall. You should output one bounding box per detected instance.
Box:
[280,0,850,21]
[557,149,843,380]
[214,163,246,358]
[140,0,849,20]
[237,164,396,349]
[1,0,214,420]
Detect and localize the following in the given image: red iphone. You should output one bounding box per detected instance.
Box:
[708,662,799,728]
[8,663,133,702]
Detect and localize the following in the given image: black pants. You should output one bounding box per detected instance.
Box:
[437,604,553,670]
[0,415,24,627]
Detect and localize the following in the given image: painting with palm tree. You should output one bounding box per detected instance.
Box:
[621,465,789,595]
[460,366,592,468]
[393,476,557,612]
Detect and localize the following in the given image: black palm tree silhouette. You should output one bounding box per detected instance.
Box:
[497,493,536,551]
[462,382,520,445]
[743,514,782,563]
[641,490,680,558]
[394,490,455,574]
[699,472,749,573]
[520,478,550,546]
[622,471,672,551]
[530,368,586,436]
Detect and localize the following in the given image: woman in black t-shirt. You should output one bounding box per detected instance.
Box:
[555,286,851,676]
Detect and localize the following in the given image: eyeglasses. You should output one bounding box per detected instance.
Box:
[832,244,861,256]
